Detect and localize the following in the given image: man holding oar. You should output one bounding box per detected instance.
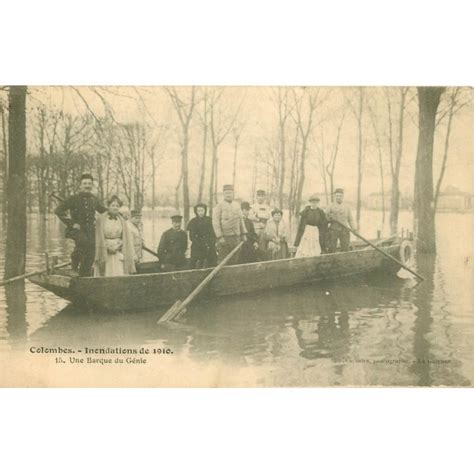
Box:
[326,188,355,253]
[55,174,106,276]
[212,184,247,264]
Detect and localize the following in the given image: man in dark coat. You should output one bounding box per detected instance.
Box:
[187,203,217,269]
[157,215,188,271]
[55,173,107,276]
[239,202,260,263]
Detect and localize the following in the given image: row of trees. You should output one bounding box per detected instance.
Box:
[1,85,471,279]
[1,86,469,230]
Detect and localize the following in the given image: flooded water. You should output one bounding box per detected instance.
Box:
[0,210,473,386]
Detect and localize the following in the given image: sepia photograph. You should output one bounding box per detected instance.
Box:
[0,85,472,387]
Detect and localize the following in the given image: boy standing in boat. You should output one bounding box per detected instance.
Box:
[326,188,355,252]
[157,214,188,271]
[239,202,260,263]
[249,189,272,251]
[212,184,247,264]
[55,173,107,276]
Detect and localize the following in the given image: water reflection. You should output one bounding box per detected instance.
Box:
[0,210,473,386]
[410,254,435,386]
[4,281,28,351]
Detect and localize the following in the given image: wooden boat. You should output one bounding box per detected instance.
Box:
[28,237,413,312]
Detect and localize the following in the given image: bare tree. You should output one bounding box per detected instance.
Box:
[414,87,445,254]
[231,120,245,189]
[4,86,27,279]
[291,87,321,215]
[270,87,293,209]
[313,129,329,204]
[346,87,366,229]
[1,99,9,221]
[367,100,387,227]
[208,88,242,212]
[324,107,346,202]
[385,87,411,234]
[197,88,209,203]
[165,86,197,224]
[288,121,300,215]
[433,87,471,211]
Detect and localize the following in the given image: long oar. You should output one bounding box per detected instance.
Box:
[143,245,159,259]
[159,241,244,323]
[333,220,425,281]
[0,261,71,286]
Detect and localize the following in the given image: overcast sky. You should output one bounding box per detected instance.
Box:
[20,86,474,202]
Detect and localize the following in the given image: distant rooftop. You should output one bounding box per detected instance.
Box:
[441,185,472,196]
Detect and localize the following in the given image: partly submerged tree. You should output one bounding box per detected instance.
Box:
[4,86,27,279]
[414,87,445,254]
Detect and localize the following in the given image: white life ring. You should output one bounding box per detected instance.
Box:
[399,240,414,266]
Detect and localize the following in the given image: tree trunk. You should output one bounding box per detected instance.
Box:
[151,155,156,210]
[278,121,286,209]
[208,147,217,214]
[175,172,182,212]
[182,134,190,226]
[4,86,27,279]
[389,182,399,234]
[355,89,364,230]
[232,135,239,189]
[414,87,445,254]
[1,103,8,222]
[295,139,307,215]
[198,111,208,203]
[389,88,407,235]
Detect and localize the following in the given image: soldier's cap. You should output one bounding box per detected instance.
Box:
[256,189,266,196]
[241,201,251,210]
[271,208,283,216]
[309,194,320,202]
[131,209,142,217]
[334,188,344,194]
[171,214,183,222]
[80,173,94,182]
[223,184,234,191]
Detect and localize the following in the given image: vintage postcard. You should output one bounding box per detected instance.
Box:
[0,85,472,387]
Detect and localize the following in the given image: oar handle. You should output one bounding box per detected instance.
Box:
[0,261,71,286]
[179,241,244,309]
[332,220,425,281]
[162,241,244,322]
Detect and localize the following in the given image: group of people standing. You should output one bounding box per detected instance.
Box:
[294,188,355,256]
[156,185,291,271]
[156,184,355,272]
[55,174,355,278]
[55,173,144,278]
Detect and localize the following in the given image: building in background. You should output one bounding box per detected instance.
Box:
[365,191,413,211]
[437,186,473,212]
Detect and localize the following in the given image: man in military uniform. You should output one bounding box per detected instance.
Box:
[55,173,107,276]
[212,184,247,264]
[326,188,355,252]
[157,215,188,271]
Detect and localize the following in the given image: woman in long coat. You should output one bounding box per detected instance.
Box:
[94,195,136,277]
[294,194,328,257]
[187,203,217,268]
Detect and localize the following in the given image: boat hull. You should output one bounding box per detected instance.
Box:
[29,243,404,312]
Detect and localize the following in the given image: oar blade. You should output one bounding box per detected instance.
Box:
[158,300,182,323]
